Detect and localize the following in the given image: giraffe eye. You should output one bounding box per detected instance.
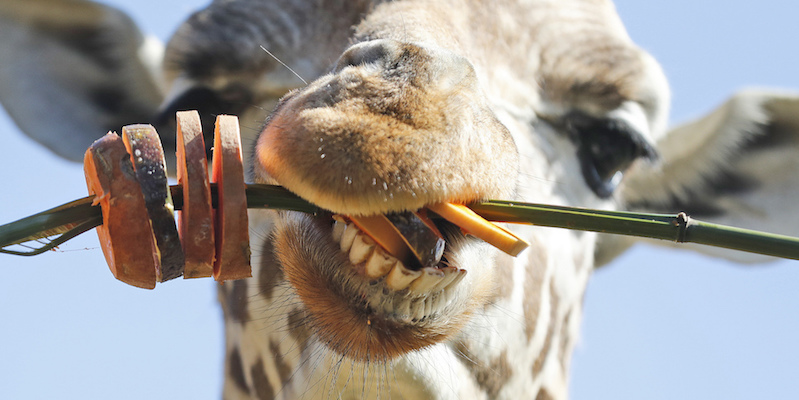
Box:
[566,112,657,198]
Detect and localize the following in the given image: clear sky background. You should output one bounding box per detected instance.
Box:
[1,1,798,399]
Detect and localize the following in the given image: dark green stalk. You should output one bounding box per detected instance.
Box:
[469,201,799,260]
[2,185,798,261]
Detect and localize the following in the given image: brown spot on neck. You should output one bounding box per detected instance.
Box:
[533,280,559,378]
[250,358,274,400]
[536,388,556,400]
[287,308,312,356]
[270,340,294,388]
[221,280,251,325]
[523,241,549,341]
[558,310,574,375]
[489,253,515,304]
[227,347,248,394]
[454,340,513,398]
[258,238,284,300]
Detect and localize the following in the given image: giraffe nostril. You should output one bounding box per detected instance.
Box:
[333,40,394,72]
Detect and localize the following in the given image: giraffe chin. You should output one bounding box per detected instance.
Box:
[274,212,488,362]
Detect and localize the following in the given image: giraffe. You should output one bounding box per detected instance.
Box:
[1,0,799,399]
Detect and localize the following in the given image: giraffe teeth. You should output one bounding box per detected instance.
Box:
[433,291,448,311]
[423,292,434,316]
[331,215,346,242]
[385,261,422,290]
[364,246,396,279]
[408,267,445,294]
[395,297,412,323]
[410,298,426,322]
[430,266,461,292]
[349,233,375,265]
[444,268,467,291]
[340,221,358,253]
[367,289,387,313]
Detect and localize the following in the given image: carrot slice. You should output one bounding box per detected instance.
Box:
[84,132,158,289]
[427,203,529,256]
[211,115,251,281]
[175,111,215,278]
[122,124,185,282]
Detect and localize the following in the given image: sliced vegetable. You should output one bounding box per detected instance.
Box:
[427,202,529,256]
[122,124,185,282]
[350,211,444,270]
[84,132,158,289]
[211,115,252,281]
[78,111,528,289]
[385,212,445,269]
[349,214,413,268]
[175,111,215,278]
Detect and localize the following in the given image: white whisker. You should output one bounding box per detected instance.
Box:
[260,45,308,86]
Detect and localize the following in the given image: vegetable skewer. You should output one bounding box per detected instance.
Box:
[3,109,798,289]
[3,185,799,261]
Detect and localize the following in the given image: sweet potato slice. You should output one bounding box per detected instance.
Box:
[122,124,185,282]
[427,203,529,256]
[211,115,251,281]
[175,111,215,278]
[84,132,158,289]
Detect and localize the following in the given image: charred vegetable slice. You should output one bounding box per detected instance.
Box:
[176,111,215,278]
[122,124,185,281]
[385,212,445,269]
[427,203,529,256]
[84,133,158,289]
[350,211,444,270]
[211,115,252,281]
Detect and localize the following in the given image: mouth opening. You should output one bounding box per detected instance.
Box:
[330,213,467,296]
[278,207,495,360]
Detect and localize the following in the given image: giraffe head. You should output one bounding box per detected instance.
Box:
[233,0,668,371]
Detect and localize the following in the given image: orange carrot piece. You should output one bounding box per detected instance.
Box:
[176,111,215,278]
[84,132,158,289]
[211,115,251,281]
[427,203,529,256]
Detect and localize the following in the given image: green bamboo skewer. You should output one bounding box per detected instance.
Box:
[469,201,799,260]
[2,184,798,260]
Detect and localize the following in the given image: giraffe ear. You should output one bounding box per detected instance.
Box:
[0,0,165,162]
[596,89,799,265]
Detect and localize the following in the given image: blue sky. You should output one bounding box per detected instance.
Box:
[1,1,798,399]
